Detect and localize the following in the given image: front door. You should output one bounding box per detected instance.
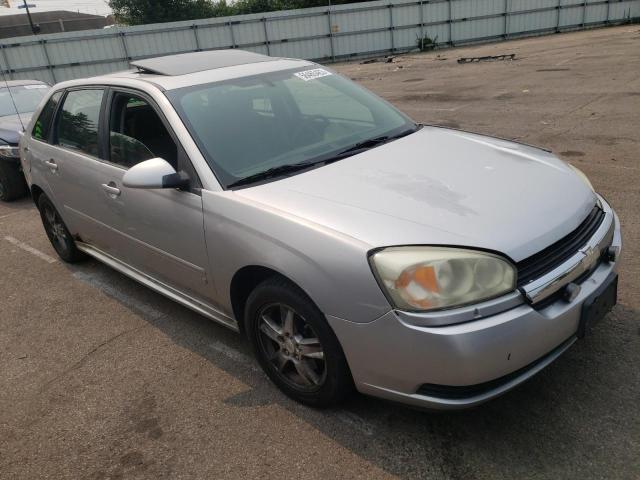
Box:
[100,90,212,303]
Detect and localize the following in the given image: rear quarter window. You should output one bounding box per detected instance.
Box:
[32,91,63,143]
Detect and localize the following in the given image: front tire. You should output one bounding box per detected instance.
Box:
[245,277,354,408]
[38,194,86,263]
[0,162,28,202]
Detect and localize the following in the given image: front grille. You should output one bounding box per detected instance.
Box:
[516,206,605,287]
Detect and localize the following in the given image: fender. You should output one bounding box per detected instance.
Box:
[201,189,392,323]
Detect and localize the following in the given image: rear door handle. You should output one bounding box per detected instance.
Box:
[44,159,58,172]
[101,183,121,197]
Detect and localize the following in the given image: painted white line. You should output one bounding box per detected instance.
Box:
[72,270,166,321]
[208,340,260,372]
[4,236,57,264]
[0,207,37,221]
[334,411,375,436]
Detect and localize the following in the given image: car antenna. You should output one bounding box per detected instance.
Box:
[0,65,26,132]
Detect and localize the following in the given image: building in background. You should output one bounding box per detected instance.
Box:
[0,10,112,38]
[0,1,112,38]
[0,0,111,16]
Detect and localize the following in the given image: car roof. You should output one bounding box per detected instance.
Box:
[55,50,314,92]
[0,79,50,88]
[130,49,274,76]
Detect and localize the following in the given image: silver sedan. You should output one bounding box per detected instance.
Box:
[20,50,622,409]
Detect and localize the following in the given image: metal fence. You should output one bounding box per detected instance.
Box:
[1,0,639,84]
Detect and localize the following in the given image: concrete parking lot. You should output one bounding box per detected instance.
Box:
[1,25,638,480]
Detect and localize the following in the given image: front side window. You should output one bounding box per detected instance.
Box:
[56,89,104,157]
[167,67,415,188]
[108,93,177,169]
[0,84,50,117]
[32,91,62,142]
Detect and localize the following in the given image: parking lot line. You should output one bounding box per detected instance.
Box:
[3,235,57,264]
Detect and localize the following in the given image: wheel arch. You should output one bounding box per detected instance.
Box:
[230,264,320,337]
[31,183,45,207]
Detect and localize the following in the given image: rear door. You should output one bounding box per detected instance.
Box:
[23,90,63,190]
[30,87,131,259]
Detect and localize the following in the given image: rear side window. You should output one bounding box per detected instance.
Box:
[32,91,62,143]
[56,89,104,157]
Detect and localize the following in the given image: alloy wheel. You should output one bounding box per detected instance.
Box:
[257,303,327,391]
[43,204,69,254]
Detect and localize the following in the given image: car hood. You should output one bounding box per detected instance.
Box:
[236,126,596,262]
[0,113,31,144]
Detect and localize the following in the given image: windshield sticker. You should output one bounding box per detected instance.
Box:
[24,85,48,89]
[294,68,332,81]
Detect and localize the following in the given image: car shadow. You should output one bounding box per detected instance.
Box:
[65,258,640,479]
[0,196,37,215]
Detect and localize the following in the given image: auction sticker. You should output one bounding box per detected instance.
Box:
[294,68,332,81]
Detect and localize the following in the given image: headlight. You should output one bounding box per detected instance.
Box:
[568,164,594,192]
[0,145,20,159]
[369,247,517,311]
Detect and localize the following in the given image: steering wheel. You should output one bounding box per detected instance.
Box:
[288,115,329,145]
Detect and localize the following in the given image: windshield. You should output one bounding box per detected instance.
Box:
[167,67,416,188]
[0,84,50,117]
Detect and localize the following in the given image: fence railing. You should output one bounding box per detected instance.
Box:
[1,0,638,84]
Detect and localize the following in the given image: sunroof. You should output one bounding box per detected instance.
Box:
[131,49,276,76]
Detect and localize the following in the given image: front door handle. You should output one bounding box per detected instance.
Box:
[101,182,121,197]
[44,159,58,172]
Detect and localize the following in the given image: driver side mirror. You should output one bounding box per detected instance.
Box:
[122,158,189,190]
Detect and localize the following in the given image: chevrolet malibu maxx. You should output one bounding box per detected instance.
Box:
[20,50,622,409]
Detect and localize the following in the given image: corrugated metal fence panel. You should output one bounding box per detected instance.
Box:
[54,61,128,83]
[452,0,502,42]
[586,2,609,24]
[559,1,585,28]
[509,0,558,34]
[4,43,48,71]
[1,0,639,84]
[392,1,423,50]
[194,22,233,50]
[422,1,453,43]
[610,0,638,19]
[47,34,123,65]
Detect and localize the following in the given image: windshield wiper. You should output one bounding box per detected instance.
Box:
[226,126,420,188]
[227,161,316,188]
[319,126,421,163]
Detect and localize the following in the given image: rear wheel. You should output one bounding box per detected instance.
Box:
[245,277,353,407]
[38,194,85,263]
[0,162,28,202]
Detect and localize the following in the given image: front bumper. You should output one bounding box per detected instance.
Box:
[327,207,622,410]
